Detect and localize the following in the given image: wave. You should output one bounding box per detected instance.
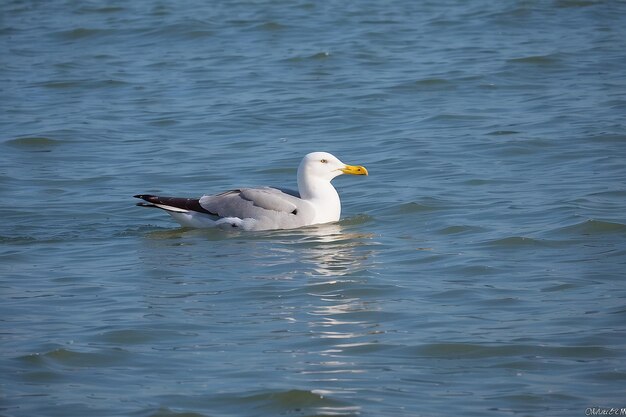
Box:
[405,342,616,360]
[392,200,449,214]
[553,219,626,236]
[17,347,130,368]
[507,53,565,66]
[148,389,361,417]
[483,236,547,248]
[4,136,65,149]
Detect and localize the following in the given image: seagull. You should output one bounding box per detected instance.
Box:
[134,151,368,231]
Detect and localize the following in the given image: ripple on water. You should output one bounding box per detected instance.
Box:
[4,136,65,149]
[93,329,196,345]
[36,79,129,89]
[53,27,111,40]
[405,343,617,360]
[388,78,457,93]
[482,236,548,248]
[142,408,206,417]
[437,225,487,235]
[506,53,565,66]
[17,347,131,368]
[392,200,449,215]
[139,22,215,41]
[0,235,38,245]
[285,51,331,63]
[76,5,126,14]
[486,130,521,136]
[148,389,361,417]
[239,389,360,416]
[552,219,626,236]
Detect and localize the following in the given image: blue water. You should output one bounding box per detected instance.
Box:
[2,1,626,416]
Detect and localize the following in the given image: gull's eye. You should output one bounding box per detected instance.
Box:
[320,159,328,164]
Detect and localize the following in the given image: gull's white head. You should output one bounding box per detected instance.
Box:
[298,151,368,182]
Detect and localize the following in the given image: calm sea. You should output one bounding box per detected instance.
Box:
[2,1,625,416]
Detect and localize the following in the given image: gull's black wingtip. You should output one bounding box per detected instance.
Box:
[133,194,214,215]
[134,195,158,207]
[134,194,157,202]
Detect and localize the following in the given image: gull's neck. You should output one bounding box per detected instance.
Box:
[298,171,341,223]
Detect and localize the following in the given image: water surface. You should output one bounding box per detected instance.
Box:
[2,1,625,416]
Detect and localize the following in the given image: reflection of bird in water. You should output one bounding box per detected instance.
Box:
[287,223,375,278]
[285,223,384,378]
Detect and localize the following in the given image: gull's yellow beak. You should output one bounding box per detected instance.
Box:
[341,164,368,176]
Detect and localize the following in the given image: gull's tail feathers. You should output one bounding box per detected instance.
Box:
[133,194,215,215]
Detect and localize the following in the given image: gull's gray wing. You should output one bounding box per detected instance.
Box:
[198,187,315,229]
